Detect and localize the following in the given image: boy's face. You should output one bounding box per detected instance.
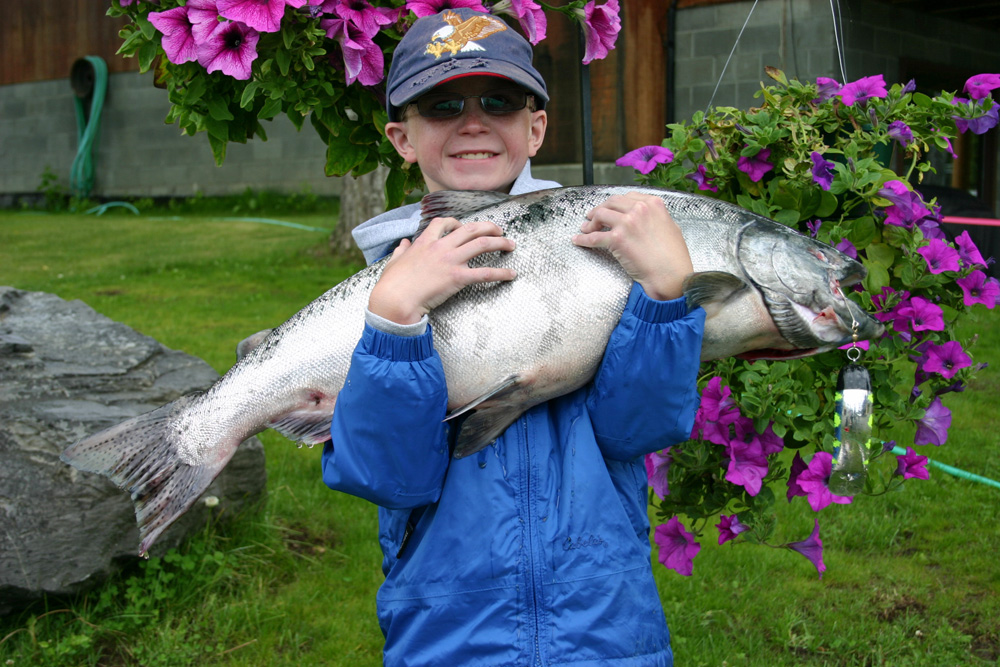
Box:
[385,76,548,193]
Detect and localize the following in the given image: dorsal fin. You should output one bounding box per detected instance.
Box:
[418,190,512,234]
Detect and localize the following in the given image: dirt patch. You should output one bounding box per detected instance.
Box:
[279,520,338,557]
[873,591,927,622]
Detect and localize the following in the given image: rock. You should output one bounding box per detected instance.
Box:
[0,287,267,615]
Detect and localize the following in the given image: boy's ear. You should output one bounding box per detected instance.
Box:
[527,110,547,158]
[385,121,418,164]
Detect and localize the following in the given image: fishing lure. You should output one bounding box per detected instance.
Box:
[829,356,874,496]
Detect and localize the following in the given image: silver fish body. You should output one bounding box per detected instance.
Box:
[61,185,883,555]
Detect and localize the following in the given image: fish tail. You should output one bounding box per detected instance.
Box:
[61,394,228,557]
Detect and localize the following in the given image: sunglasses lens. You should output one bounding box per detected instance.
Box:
[417,93,465,118]
[481,90,527,113]
[415,89,528,118]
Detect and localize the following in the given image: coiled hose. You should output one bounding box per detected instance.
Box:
[69,56,108,199]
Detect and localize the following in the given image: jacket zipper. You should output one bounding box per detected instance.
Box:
[522,416,543,666]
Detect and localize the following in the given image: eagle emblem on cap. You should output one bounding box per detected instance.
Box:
[425,11,508,59]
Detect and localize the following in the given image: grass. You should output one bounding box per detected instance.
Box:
[1,208,999,666]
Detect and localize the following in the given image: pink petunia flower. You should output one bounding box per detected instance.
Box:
[335,0,393,38]
[957,270,1000,308]
[616,145,674,175]
[717,514,748,545]
[838,74,887,106]
[197,20,260,80]
[578,0,621,65]
[322,16,384,86]
[406,0,487,18]
[737,147,773,182]
[218,0,306,34]
[964,73,1000,101]
[687,163,718,193]
[645,449,672,500]
[787,519,826,578]
[895,446,930,481]
[810,151,835,190]
[887,120,913,147]
[492,0,547,45]
[954,231,987,268]
[654,517,701,576]
[786,451,809,502]
[148,6,199,65]
[813,76,841,103]
[692,376,741,445]
[796,452,854,510]
[914,396,951,446]
[724,435,768,496]
[917,238,961,274]
[920,340,973,380]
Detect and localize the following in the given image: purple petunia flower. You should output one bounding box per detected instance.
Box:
[892,295,945,334]
[654,517,701,576]
[615,145,674,175]
[786,451,809,502]
[724,435,769,496]
[954,104,999,135]
[955,231,987,268]
[492,0,547,44]
[737,147,774,182]
[687,163,718,193]
[406,0,487,17]
[322,16,384,85]
[914,396,951,446]
[692,376,741,445]
[578,0,621,65]
[957,270,1000,308]
[810,151,835,190]
[717,515,749,545]
[787,519,826,579]
[964,73,1000,101]
[835,238,857,260]
[917,238,961,274]
[197,20,260,80]
[918,218,948,241]
[806,219,822,238]
[218,0,306,34]
[185,0,225,44]
[645,449,672,500]
[839,74,887,106]
[148,6,199,65]
[887,120,913,147]
[879,181,933,228]
[813,76,841,103]
[895,446,930,481]
[796,452,854,510]
[334,0,393,38]
[920,340,973,380]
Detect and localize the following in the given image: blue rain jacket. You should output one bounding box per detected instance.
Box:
[322,284,705,667]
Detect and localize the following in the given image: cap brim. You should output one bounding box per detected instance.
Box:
[388,58,548,114]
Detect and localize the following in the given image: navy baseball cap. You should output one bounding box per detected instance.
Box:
[386,8,549,121]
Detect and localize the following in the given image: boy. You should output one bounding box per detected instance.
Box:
[322,9,705,666]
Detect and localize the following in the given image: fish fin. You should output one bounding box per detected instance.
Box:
[445,374,521,421]
[236,328,273,362]
[452,405,527,459]
[419,190,512,231]
[60,394,233,557]
[268,390,336,445]
[683,271,751,311]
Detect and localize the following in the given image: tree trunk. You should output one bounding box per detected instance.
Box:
[331,164,390,257]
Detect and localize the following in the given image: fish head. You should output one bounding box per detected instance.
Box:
[733,222,884,360]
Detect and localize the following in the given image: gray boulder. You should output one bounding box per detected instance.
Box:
[0,287,267,615]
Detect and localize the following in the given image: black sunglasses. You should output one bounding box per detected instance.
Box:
[413,88,531,118]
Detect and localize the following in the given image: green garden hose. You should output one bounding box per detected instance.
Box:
[70,56,109,199]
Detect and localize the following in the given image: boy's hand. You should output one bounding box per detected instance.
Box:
[572,193,693,301]
[369,217,517,324]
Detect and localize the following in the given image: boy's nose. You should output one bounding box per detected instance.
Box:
[456,101,491,132]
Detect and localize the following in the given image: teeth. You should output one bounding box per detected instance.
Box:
[456,152,494,160]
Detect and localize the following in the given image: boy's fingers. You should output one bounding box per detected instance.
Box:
[466,266,518,284]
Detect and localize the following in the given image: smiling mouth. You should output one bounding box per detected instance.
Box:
[454,152,497,160]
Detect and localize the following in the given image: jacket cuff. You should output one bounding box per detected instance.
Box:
[365,308,429,337]
[361,321,435,361]
[627,282,692,323]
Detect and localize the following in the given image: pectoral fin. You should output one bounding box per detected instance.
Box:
[445,374,524,458]
[683,271,752,314]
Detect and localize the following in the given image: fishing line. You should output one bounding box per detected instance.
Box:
[829,0,848,83]
[704,0,760,115]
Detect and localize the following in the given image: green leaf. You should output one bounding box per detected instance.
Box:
[240,81,261,110]
[774,208,800,225]
[866,242,897,268]
[206,97,235,122]
[136,14,157,40]
[324,131,368,177]
[207,132,228,166]
[259,96,283,120]
[276,48,291,77]
[863,263,890,292]
[385,166,406,210]
[137,41,158,73]
[816,190,838,217]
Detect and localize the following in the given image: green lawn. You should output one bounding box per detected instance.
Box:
[1,210,998,666]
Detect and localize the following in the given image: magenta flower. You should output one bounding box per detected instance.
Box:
[654,517,701,576]
[687,163,718,193]
[406,0,487,17]
[895,447,930,481]
[148,6,199,65]
[717,515,748,545]
[917,238,961,274]
[835,238,857,260]
[334,0,393,38]
[492,0,547,45]
[964,73,1000,100]
[787,519,826,579]
[186,0,226,44]
[892,295,945,334]
[616,145,674,175]
[806,219,822,238]
[693,376,741,446]
[796,452,854,510]
[724,436,768,496]
[879,180,933,228]
[955,231,987,268]
[737,147,773,182]
[322,16,384,86]
[813,76,841,103]
[810,151,835,190]
[197,20,260,80]
[920,340,973,380]
[914,396,951,446]
[218,0,306,34]
[645,450,672,500]
[957,270,1000,308]
[887,120,913,147]
[786,451,809,502]
[839,74,887,106]
[578,0,621,65]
